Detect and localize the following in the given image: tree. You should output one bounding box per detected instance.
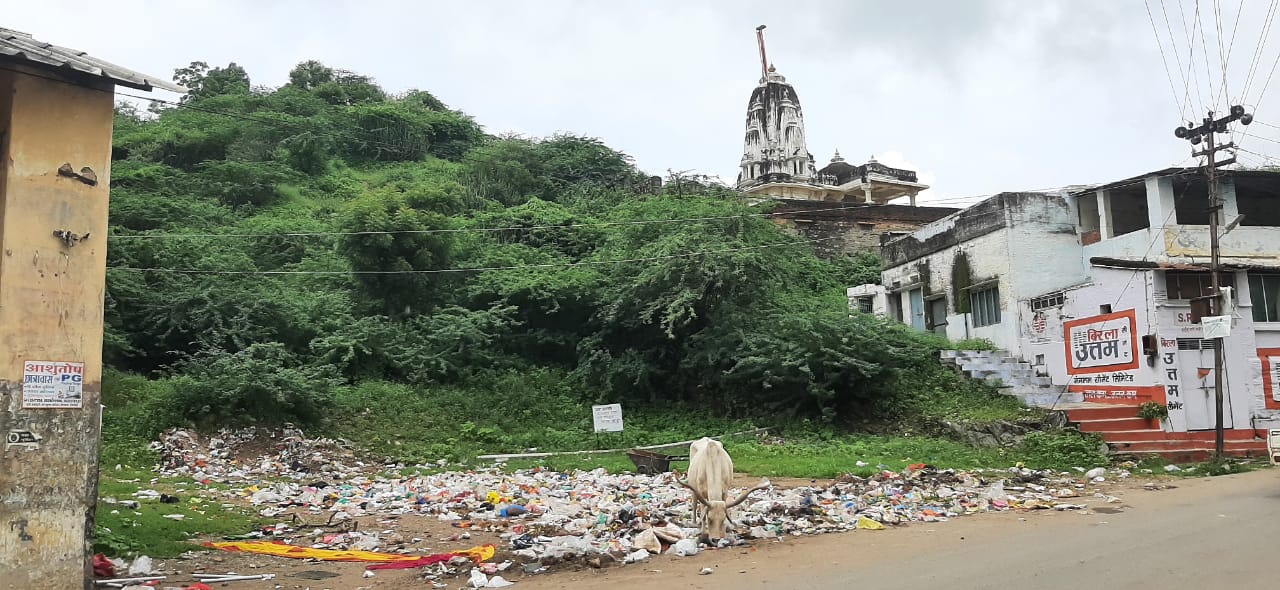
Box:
[172,61,251,103]
[287,60,335,90]
[337,186,458,315]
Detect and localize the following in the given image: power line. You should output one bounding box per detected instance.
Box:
[1195,0,1220,105]
[1161,0,1196,115]
[107,235,845,276]
[1213,0,1230,106]
[1241,0,1280,100]
[1147,0,1195,118]
[1176,0,1209,113]
[1251,37,1280,113]
[108,202,912,241]
[114,91,418,158]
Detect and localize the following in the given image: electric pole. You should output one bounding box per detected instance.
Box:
[1174,105,1253,460]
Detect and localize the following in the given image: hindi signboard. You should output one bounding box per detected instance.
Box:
[1073,384,1168,405]
[1260,348,1280,405]
[22,360,85,409]
[1063,310,1139,375]
[591,404,624,433]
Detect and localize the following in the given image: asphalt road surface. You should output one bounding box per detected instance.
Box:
[526,468,1280,590]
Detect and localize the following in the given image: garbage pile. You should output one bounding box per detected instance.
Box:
[153,425,361,480]
[204,466,1121,569]
[154,429,1125,571]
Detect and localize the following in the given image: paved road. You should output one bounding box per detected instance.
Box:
[525,468,1280,590]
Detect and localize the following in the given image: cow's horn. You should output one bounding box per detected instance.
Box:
[678,479,710,507]
[727,481,771,508]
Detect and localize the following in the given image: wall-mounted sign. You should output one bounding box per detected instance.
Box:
[1063,310,1139,375]
[591,404,624,433]
[1072,385,1168,406]
[1201,315,1231,339]
[5,430,41,450]
[1260,348,1280,406]
[21,360,84,409]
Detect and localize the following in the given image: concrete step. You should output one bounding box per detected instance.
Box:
[1065,405,1141,421]
[1011,389,1082,407]
[1095,429,1170,442]
[960,360,1032,369]
[1106,438,1266,452]
[966,368,1036,381]
[1078,417,1161,433]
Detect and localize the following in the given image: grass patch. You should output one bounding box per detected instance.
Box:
[94,464,263,558]
[495,431,1107,479]
[896,368,1042,425]
[1132,456,1273,477]
[326,371,760,463]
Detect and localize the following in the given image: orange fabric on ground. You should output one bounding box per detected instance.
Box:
[202,540,495,564]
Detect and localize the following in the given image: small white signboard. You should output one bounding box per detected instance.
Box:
[22,360,85,409]
[1201,315,1232,339]
[591,404,624,433]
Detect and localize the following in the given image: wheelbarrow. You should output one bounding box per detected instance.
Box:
[625,449,688,474]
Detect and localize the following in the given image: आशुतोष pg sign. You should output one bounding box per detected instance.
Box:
[1063,310,1139,375]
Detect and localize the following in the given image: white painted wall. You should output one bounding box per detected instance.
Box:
[866,173,1280,433]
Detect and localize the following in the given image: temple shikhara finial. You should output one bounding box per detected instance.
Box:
[756,25,769,84]
[735,26,928,206]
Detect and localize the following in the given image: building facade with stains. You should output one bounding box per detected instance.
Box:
[0,28,180,589]
[855,167,1280,438]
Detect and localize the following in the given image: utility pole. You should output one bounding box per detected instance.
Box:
[1174,105,1252,460]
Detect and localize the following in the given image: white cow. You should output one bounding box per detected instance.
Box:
[677,437,769,541]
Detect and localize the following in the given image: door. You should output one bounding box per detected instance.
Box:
[909,288,926,331]
[929,297,948,335]
[1177,338,1234,430]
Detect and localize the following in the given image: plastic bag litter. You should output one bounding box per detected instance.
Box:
[855,516,885,530]
[1164,464,1182,472]
[542,535,597,560]
[127,555,152,576]
[651,523,684,544]
[624,549,651,563]
[633,529,662,554]
[985,480,1007,502]
[470,569,515,588]
[673,538,699,556]
[1084,467,1106,480]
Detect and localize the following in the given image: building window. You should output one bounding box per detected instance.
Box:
[1233,176,1280,226]
[969,285,1001,327]
[1106,185,1151,237]
[857,297,874,314]
[1166,271,1235,300]
[1249,274,1280,322]
[1166,272,1213,300]
[1029,291,1065,311]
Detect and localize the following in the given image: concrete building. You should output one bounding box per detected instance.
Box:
[0,28,181,589]
[855,167,1280,456]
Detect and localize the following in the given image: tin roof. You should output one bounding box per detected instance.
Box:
[0,27,184,93]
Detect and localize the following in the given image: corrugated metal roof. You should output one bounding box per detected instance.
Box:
[0,27,184,93]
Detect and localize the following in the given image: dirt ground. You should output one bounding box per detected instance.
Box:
[139,472,1184,590]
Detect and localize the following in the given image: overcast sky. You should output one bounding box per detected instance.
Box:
[8,0,1280,204]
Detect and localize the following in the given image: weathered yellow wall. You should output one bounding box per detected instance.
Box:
[0,67,115,590]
